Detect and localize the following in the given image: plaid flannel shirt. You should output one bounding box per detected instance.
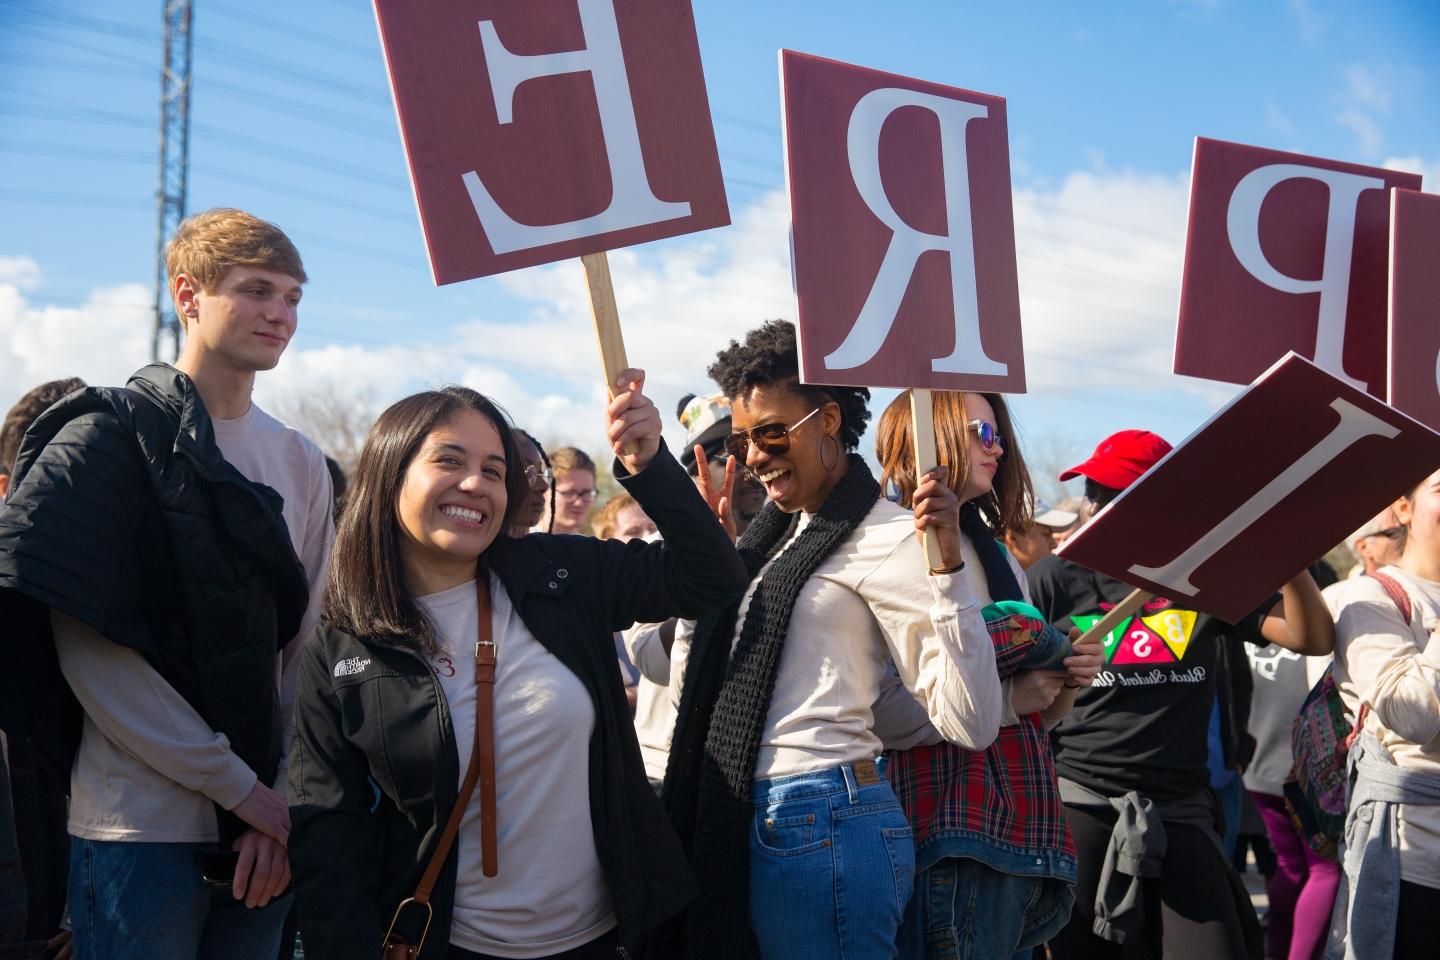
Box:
[889,608,1076,877]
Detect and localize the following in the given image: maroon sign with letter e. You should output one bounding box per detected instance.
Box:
[1059,352,1440,625]
[780,50,1024,392]
[1174,137,1421,397]
[1389,188,1440,433]
[374,0,729,284]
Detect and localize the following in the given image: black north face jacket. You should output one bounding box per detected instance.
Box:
[0,364,309,934]
[288,444,747,960]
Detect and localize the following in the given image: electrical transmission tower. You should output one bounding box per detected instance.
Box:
[152,0,193,362]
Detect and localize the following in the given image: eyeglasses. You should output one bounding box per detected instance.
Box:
[723,407,821,461]
[556,488,598,502]
[966,419,1003,452]
[522,464,552,487]
[1363,526,1405,541]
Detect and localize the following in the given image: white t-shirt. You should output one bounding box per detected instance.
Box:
[674,498,1001,780]
[417,575,616,958]
[1332,565,1440,888]
[624,619,687,783]
[55,401,332,842]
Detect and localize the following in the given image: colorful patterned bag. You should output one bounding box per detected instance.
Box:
[1282,572,1409,859]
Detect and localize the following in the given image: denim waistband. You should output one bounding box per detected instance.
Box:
[751,757,891,804]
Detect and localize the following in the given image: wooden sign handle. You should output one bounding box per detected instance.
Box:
[910,388,946,572]
[580,251,638,456]
[1075,587,1154,648]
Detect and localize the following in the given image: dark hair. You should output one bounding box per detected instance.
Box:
[326,387,527,653]
[518,428,555,533]
[876,390,1034,537]
[323,455,347,522]
[1,377,86,474]
[707,319,871,450]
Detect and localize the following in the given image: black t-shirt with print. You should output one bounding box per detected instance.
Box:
[1027,554,1273,802]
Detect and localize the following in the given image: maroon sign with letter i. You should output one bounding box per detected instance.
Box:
[1059,353,1440,625]
[373,0,730,284]
[1174,137,1421,397]
[1388,188,1440,433]
[779,50,1025,393]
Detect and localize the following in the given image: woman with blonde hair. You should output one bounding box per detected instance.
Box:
[877,389,1101,959]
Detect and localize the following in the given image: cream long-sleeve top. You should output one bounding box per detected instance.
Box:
[1332,564,1440,888]
[673,497,1003,780]
[52,402,333,842]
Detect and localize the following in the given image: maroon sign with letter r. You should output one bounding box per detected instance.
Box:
[374,0,729,283]
[781,50,1024,392]
[1175,138,1421,397]
[1059,352,1440,625]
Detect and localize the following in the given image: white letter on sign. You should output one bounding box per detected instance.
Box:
[1226,164,1386,392]
[463,0,690,254]
[1129,397,1398,594]
[827,88,1006,376]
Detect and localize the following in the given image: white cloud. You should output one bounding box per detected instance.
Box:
[1335,64,1394,158]
[1383,155,1440,191]
[0,256,40,291]
[0,274,151,413]
[1288,0,1326,43]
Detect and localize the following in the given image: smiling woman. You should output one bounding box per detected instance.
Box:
[288,376,748,959]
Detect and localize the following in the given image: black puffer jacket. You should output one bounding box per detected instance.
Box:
[288,444,747,959]
[0,364,310,877]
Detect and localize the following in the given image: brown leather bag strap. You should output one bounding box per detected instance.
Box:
[413,575,496,903]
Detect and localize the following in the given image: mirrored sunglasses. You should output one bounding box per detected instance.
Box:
[966,418,1003,451]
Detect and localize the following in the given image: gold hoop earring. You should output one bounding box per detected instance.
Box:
[820,434,840,471]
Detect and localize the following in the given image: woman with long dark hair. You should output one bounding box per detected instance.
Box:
[654,320,1004,960]
[287,372,746,959]
[876,389,1103,959]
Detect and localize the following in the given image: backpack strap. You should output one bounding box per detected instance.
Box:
[1366,571,1413,626]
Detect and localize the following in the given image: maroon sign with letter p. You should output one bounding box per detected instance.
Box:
[1059,352,1440,625]
[1175,138,1421,397]
[1389,188,1440,433]
[780,50,1024,392]
[374,0,729,284]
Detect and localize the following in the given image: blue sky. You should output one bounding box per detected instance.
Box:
[3,0,1437,499]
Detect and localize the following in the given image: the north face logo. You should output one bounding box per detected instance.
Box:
[333,656,372,678]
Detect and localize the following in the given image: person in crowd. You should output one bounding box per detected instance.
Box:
[287,372,747,959]
[653,320,1004,960]
[1208,636,1256,861]
[1244,637,1337,960]
[1050,497,1085,546]
[0,208,333,960]
[1029,429,1335,960]
[0,377,86,956]
[1328,470,1440,959]
[591,493,658,542]
[876,389,1105,959]
[537,446,597,535]
[508,429,551,537]
[677,392,765,535]
[1333,508,1406,586]
[1004,497,1075,570]
[323,454,347,523]
[624,395,749,794]
[0,377,86,501]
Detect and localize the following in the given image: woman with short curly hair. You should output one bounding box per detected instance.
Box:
[654,319,1004,960]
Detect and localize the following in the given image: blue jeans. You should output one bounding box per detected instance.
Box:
[749,757,915,960]
[68,837,290,960]
[897,857,1075,960]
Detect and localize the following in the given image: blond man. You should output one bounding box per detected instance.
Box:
[0,209,332,959]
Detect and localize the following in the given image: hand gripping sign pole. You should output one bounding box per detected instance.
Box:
[375,0,729,416]
[781,51,1025,569]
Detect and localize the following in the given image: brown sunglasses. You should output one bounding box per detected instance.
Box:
[723,407,821,461]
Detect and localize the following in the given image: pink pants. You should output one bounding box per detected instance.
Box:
[1251,790,1341,960]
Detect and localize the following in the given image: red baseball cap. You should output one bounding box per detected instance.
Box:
[1060,429,1172,490]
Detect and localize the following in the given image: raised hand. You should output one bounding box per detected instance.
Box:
[605,368,661,474]
[693,444,737,541]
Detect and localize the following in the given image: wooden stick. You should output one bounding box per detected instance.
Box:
[580,251,638,456]
[1076,587,1154,647]
[910,388,946,572]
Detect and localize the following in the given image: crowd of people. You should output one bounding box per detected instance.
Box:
[0,208,1435,960]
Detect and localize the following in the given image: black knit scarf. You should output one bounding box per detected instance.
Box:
[960,503,1023,602]
[652,454,879,960]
